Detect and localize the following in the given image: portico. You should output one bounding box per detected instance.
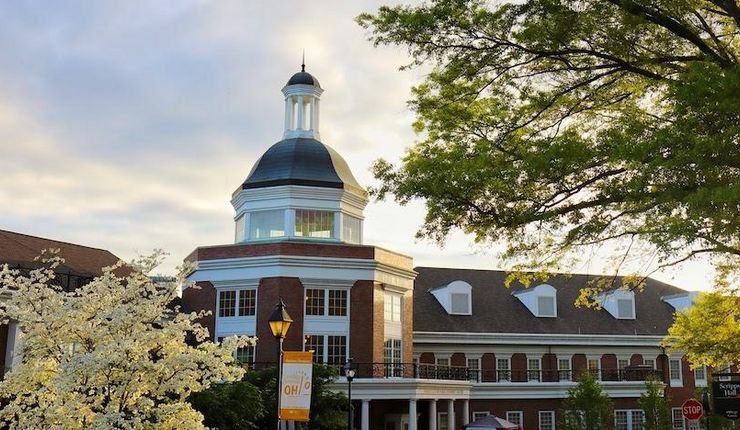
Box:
[331,378,472,430]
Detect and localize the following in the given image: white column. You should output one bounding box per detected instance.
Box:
[284,96,292,131]
[429,399,437,430]
[409,399,417,430]
[361,399,370,430]
[296,95,304,130]
[447,399,455,430]
[463,400,470,425]
[309,97,316,130]
[314,98,320,133]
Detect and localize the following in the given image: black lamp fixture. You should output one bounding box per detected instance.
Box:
[344,358,356,430]
[269,299,293,430]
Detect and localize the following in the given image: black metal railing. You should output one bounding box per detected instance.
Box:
[245,362,664,383]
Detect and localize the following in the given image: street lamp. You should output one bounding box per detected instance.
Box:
[268,299,293,430]
[344,359,356,430]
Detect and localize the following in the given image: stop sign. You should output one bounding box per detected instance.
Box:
[682,398,704,421]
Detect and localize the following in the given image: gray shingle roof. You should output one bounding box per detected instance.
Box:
[413,266,687,336]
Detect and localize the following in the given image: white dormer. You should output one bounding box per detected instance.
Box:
[513,284,557,318]
[430,280,472,315]
[598,289,636,319]
[661,291,699,313]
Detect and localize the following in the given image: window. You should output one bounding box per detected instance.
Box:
[694,366,707,386]
[384,339,402,376]
[328,290,347,316]
[617,298,635,319]
[537,295,556,317]
[235,214,245,242]
[558,358,572,381]
[294,209,334,238]
[615,410,645,430]
[644,358,655,369]
[306,289,325,315]
[467,358,480,382]
[528,357,541,381]
[436,357,450,367]
[306,289,347,317]
[716,364,732,381]
[669,359,683,386]
[238,289,256,316]
[438,412,449,430]
[588,358,601,379]
[327,336,346,365]
[672,408,685,430]
[384,293,402,322]
[506,411,523,429]
[497,358,511,381]
[306,335,347,364]
[218,290,236,317]
[235,345,255,364]
[249,210,285,239]
[473,412,490,420]
[305,335,325,363]
[539,411,555,430]
[450,293,470,314]
[343,214,361,244]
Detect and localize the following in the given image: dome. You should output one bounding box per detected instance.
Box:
[240,138,364,195]
[286,71,320,88]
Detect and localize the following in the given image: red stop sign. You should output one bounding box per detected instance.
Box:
[682,398,704,421]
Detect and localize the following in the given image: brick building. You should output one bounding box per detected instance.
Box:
[0,229,123,377]
[181,66,728,430]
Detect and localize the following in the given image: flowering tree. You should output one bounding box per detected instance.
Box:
[0,251,254,429]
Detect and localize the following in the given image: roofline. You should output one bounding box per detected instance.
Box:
[0,229,114,254]
[413,331,670,347]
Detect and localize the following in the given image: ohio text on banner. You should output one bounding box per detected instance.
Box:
[280,351,313,421]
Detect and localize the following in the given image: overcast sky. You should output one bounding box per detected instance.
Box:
[0,1,714,290]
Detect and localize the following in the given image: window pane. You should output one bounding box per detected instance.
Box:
[238,289,256,316]
[644,359,655,369]
[343,214,361,244]
[328,290,347,316]
[498,358,511,381]
[670,359,681,380]
[219,290,236,317]
[327,336,346,365]
[538,295,555,316]
[468,358,480,382]
[632,411,645,430]
[385,293,401,322]
[506,412,522,426]
[615,411,628,430]
[235,345,255,364]
[295,209,334,238]
[694,366,706,381]
[235,214,245,242]
[305,335,324,363]
[672,408,685,430]
[249,210,285,239]
[306,289,325,316]
[618,359,630,370]
[450,293,469,314]
[528,359,541,381]
[539,411,555,430]
[617,298,634,318]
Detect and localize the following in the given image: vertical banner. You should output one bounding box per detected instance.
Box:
[280,351,313,422]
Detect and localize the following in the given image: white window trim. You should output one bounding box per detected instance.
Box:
[216,288,258,318]
[587,355,602,380]
[467,354,482,382]
[642,355,657,369]
[615,409,646,430]
[539,410,556,430]
[473,411,491,420]
[558,355,573,381]
[435,354,452,367]
[669,356,683,387]
[694,365,707,387]
[527,355,542,382]
[671,408,685,430]
[506,411,524,428]
[496,355,512,382]
[449,291,472,315]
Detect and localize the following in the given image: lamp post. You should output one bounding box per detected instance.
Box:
[344,359,355,430]
[268,299,293,430]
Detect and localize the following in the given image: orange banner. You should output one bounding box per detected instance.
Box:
[280,351,313,422]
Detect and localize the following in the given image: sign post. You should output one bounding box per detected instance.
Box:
[682,398,704,422]
[280,351,314,422]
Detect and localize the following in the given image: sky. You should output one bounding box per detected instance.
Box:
[0,1,715,291]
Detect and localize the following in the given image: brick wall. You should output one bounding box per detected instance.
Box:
[255,277,305,363]
[181,281,216,338]
[350,280,376,364]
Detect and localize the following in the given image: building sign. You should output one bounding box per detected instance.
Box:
[713,376,740,420]
[280,351,313,421]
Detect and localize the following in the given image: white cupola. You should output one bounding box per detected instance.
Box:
[282,62,323,140]
[230,64,368,246]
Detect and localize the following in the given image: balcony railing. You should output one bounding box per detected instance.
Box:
[246,362,664,383]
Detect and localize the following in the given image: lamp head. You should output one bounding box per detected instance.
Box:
[268,298,293,338]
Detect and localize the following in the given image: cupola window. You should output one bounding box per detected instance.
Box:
[598,289,636,320]
[249,210,285,239]
[294,209,335,238]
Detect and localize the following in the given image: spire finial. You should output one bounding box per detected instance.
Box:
[301,50,305,72]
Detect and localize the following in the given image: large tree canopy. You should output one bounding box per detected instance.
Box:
[358,0,740,289]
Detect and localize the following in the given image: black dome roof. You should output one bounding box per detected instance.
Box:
[286,71,320,88]
[241,138,364,195]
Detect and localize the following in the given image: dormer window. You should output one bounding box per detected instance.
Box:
[513,284,557,318]
[430,280,472,315]
[599,289,636,320]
